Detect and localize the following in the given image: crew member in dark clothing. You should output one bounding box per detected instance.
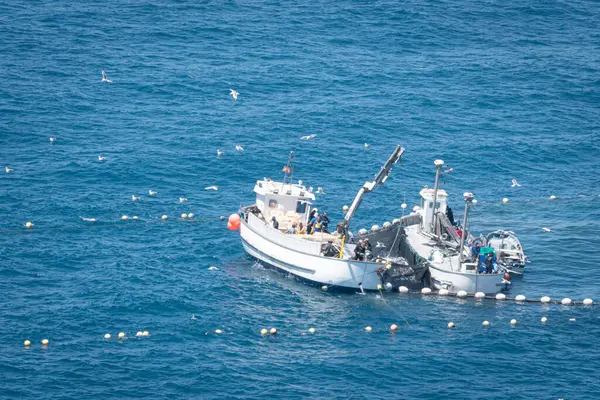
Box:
[354,240,365,261]
[323,240,337,257]
[321,212,330,233]
[485,252,495,274]
[271,216,279,230]
[363,238,372,252]
[446,206,455,226]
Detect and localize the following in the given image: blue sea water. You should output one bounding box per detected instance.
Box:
[1,0,599,398]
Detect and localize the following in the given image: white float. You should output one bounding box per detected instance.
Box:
[541,317,548,323]
[421,288,432,295]
[515,295,526,302]
[447,322,455,329]
[260,328,268,335]
[321,285,327,292]
[308,328,316,334]
[549,195,557,200]
[390,324,398,331]
[383,221,391,228]
[384,282,393,291]
[365,326,372,332]
[540,296,551,303]
[510,319,517,325]
[24,340,31,346]
[496,293,506,300]
[270,328,277,335]
[561,298,572,305]
[482,321,490,327]
[474,292,485,299]
[583,298,593,305]
[456,290,468,298]
[438,289,449,296]
[41,339,49,345]
[181,213,188,219]
[104,333,111,340]
[371,225,380,231]
[398,286,409,293]
[502,198,509,203]
[161,215,168,220]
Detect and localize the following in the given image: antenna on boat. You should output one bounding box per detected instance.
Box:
[458,192,475,265]
[281,150,295,190]
[431,159,444,234]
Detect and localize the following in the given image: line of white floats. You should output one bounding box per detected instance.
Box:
[398,286,594,306]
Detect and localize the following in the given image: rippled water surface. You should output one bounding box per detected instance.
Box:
[1,0,599,398]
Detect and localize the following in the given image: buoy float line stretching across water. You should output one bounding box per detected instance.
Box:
[393,289,595,306]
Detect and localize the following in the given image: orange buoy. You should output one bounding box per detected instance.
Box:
[228,214,241,231]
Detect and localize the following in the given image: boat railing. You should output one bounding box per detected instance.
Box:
[247,213,322,255]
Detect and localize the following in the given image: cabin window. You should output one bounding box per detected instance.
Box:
[268,199,278,209]
[296,201,307,214]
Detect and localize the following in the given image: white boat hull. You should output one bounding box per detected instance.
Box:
[240,220,383,291]
[428,263,506,294]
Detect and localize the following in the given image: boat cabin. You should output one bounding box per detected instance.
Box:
[418,187,448,234]
[253,178,316,231]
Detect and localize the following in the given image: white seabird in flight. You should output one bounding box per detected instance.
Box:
[101,70,112,83]
[229,89,239,101]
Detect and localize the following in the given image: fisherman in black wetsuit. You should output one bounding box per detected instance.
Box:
[485,252,495,274]
[446,206,455,226]
[354,240,365,261]
[321,212,331,233]
[323,240,337,257]
[271,216,279,230]
[363,238,373,260]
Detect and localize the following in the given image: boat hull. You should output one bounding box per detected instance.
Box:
[240,220,383,291]
[428,263,507,294]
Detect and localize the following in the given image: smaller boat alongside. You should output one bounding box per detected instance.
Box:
[484,230,527,273]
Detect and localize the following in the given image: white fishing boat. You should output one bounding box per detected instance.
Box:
[485,230,527,272]
[403,160,509,294]
[236,147,429,291]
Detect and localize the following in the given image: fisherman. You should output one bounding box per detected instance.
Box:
[485,251,495,274]
[271,216,279,230]
[323,240,337,257]
[354,240,365,261]
[308,208,318,223]
[321,212,330,233]
[287,223,298,234]
[363,238,373,260]
[446,206,455,226]
[297,222,306,235]
[307,211,318,234]
[334,222,344,238]
[313,216,323,233]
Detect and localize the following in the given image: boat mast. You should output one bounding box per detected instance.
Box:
[343,145,405,236]
[458,192,474,265]
[431,159,444,234]
[281,150,295,190]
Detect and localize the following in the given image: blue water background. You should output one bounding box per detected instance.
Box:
[1,0,599,398]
